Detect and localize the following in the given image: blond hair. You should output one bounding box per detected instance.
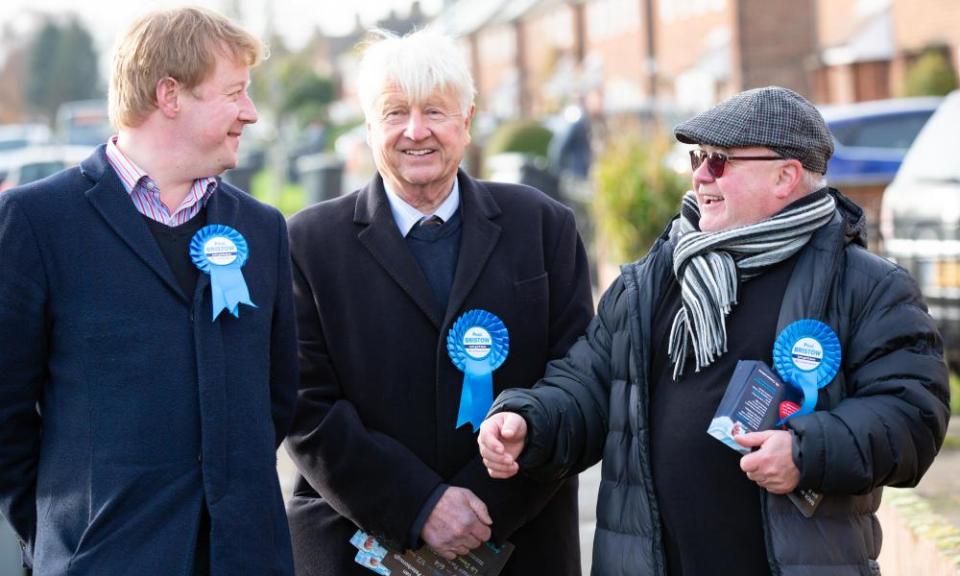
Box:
[109,6,264,129]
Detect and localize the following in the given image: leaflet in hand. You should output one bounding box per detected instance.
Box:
[707,360,791,453]
[351,530,515,576]
[708,360,823,517]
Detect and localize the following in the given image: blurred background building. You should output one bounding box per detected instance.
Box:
[2,1,960,574]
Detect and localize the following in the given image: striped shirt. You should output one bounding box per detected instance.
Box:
[105,137,217,226]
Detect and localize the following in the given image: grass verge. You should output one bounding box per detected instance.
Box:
[249,169,306,217]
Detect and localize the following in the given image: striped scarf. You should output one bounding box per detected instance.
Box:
[667,189,836,379]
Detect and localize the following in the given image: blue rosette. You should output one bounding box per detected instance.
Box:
[447,309,510,432]
[190,225,257,321]
[773,319,841,424]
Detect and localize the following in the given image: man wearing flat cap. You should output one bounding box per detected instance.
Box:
[478,86,950,575]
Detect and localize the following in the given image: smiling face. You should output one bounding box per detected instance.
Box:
[692,145,795,232]
[175,50,258,179]
[366,83,473,205]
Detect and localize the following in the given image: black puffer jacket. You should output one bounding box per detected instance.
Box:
[492,190,950,575]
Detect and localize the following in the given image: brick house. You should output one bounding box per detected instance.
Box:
[813,0,960,103]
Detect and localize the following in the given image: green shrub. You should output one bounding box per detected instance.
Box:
[483,120,553,159]
[592,133,688,263]
[942,436,960,451]
[951,372,960,415]
[903,49,959,97]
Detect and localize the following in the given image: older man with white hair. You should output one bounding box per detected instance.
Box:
[284,30,592,575]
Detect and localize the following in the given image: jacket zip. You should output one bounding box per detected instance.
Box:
[761,212,848,576]
[624,234,673,576]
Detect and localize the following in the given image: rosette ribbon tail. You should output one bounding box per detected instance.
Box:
[456,358,494,432]
[772,319,841,426]
[210,264,257,320]
[777,373,819,426]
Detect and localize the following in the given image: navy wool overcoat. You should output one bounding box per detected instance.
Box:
[0,146,298,575]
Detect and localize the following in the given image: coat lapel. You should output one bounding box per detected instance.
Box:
[443,173,501,327]
[82,148,189,304]
[355,176,444,328]
[205,180,239,228]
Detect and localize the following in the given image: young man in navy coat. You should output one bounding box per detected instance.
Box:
[285,30,593,575]
[0,7,298,575]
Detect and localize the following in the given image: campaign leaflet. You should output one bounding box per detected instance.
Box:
[707,360,789,453]
[708,360,823,517]
[351,530,515,576]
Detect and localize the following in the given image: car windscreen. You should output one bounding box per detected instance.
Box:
[829,111,934,149]
[18,161,67,184]
[0,139,29,152]
[896,95,960,182]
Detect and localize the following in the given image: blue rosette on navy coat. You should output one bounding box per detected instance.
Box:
[447,309,510,431]
[190,224,257,321]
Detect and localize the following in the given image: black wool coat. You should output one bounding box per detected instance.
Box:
[285,171,594,576]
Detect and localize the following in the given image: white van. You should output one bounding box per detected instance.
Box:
[880,90,960,366]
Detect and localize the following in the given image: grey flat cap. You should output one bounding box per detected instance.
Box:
[674,86,834,174]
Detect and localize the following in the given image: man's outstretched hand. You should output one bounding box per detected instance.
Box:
[477,412,527,479]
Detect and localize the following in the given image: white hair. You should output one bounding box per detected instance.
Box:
[356,29,476,120]
[801,169,827,194]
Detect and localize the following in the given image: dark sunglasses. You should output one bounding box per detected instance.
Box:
[689,149,783,178]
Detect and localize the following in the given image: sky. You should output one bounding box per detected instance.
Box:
[0,0,443,55]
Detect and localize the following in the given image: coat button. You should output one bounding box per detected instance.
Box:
[197,453,203,462]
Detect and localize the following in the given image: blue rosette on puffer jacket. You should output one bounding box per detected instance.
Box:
[447,309,510,432]
[190,225,257,321]
[773,319,841,424]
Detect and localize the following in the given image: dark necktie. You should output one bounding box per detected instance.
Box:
[419,215,444,227]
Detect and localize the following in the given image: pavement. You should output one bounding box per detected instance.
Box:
[912,416,960,528]
[577,464,601,574]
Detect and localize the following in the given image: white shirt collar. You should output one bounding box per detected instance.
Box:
[382,177,460,237]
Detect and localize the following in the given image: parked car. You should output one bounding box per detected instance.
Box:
[0,145,92,192]
[819,97,942,186]
[0,123,51,182]
[880,90,960,367]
